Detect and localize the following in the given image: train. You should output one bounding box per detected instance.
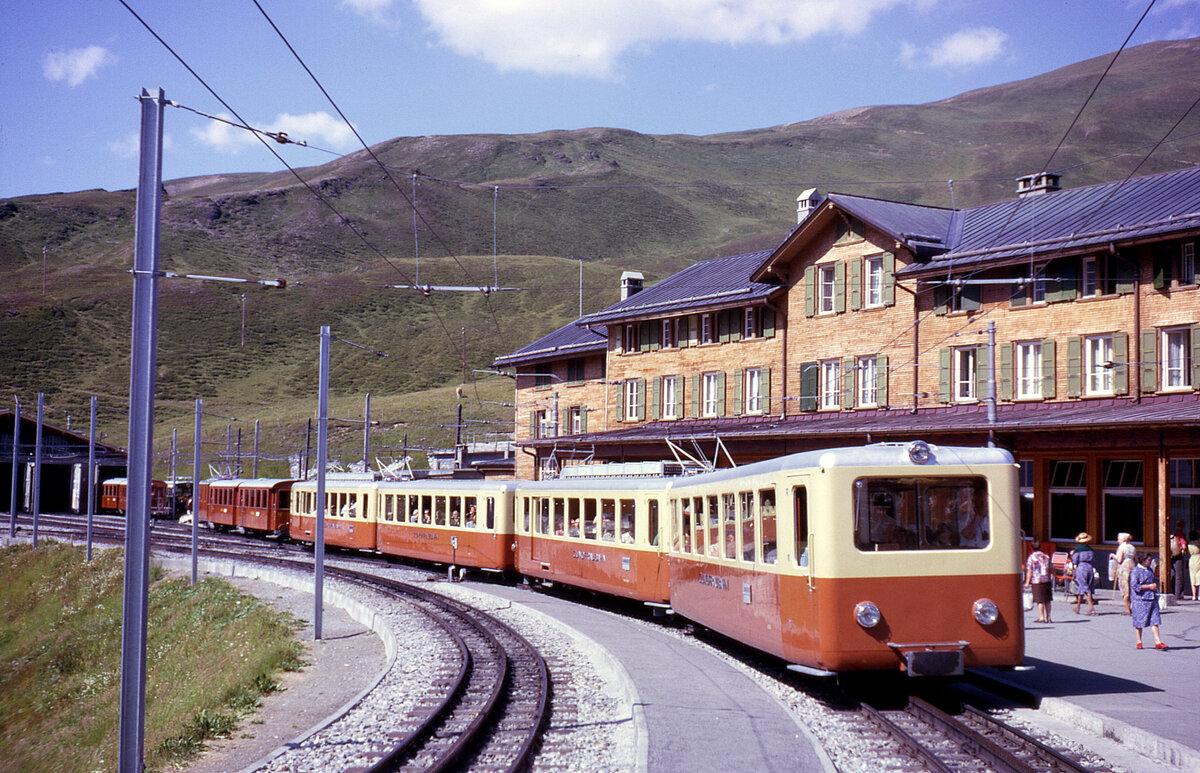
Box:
[193,441,1024,677]
[100,477,177,519]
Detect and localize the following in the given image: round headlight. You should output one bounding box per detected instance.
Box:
[854,601,882,629]
[907,440,932,464]
[973,598,999,625]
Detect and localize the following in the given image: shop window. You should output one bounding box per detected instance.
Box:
[1103,460,1144,543]
[1018,460,1034,538]
[1169,459,1200,535]
[1049,460,1087,541]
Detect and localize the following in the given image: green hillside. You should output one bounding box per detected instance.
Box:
[2,38,1199,470]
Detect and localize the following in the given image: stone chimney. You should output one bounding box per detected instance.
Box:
[620,271,644,300]
[796,188,822,223]
[1016,172,1061,198]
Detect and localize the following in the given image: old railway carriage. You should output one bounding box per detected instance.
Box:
[665,442,1024,677]
[516,466,670,604]
[375,478,516,571]
[291,476,378,551]
[100,477,173,518]
[197,479,238,529]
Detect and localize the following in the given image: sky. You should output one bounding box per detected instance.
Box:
[1,0,1198,199]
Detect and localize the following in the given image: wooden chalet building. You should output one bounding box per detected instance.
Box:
[494,166,1200,556]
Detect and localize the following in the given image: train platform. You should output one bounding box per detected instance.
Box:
[977,588,1200,772]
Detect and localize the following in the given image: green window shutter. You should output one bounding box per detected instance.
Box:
[651,377,662,420]
[691,374,700,418]
[639,322,650,352]
[580,406,587,433]
[716,372,726,416]
[1193,324,1200,391]
[877,355,889,406]
[975,345,990,400]
[561,408,570,434]
[730,309,742,342]
[934,283,950,315]
[636,379,646,421]
[529,410,539,436]
[962,281,981,312]
[1011,268,1027,307]
[1141,329,1158,394]
[938,348,952,402]
[733,369,744,415]
[883,252,896,307]
[834,261,846,313]
[799,362,818,412]
[761,367,772,413]
[650,320,661,351]
[804,266,816,317]
[998,343,1013,401]
[1152,246,1171,290]
[761,306,776,338]
[1049,261,1078,303]
[718,310,730,343]
[1067,336,1082,397]
[1042,339,1057,398]
[1113,332,1129,394]
[1114,258,1137,295]
[616,386,625,423]
[850,258,862,311]
[681,315,692,347]
[842,356,855,408]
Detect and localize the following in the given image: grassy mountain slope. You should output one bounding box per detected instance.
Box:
[2,38,1198,468]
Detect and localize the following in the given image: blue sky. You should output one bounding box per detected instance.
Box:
[2,0,1197,199]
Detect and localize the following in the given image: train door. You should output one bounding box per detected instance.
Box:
[531,497,550,562]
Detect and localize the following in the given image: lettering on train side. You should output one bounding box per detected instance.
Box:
[698,573,729,590]
[572,550,607,562]
[411,532,440,541]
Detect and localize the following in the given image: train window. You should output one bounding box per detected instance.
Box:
[384,494,394,522]
[584,499,597,539]
[554,498,566,536]
[648,499,660,547]
[485,497,495,530]
[692,497,705,555]
[707,496,721,557]
[280,490,290,510]
[740,492,755,562]
[539,497,550,534]
[568,498,581,538]
[620,500,635,544]
[435,496,446,526]
[522,497,531,532]
[760,489,778,564]
[421,495,433,524]
[793,487,809,566]
[854,477,990,551]
[465,497,478,528]
[722,494,737,559]
[449,497,462,527]
[601,499,616,542]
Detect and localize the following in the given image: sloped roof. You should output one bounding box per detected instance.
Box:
[576,250,781,326]
[492,320,607,368]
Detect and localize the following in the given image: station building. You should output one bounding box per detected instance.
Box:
[494,165,1200,556]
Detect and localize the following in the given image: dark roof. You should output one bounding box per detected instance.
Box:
[577,250,780,326]
[492,321,607,368]
[526,393,1200,449]
[826,194,956,256]
[898,165,1200,275]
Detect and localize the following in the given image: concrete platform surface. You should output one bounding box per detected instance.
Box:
[978,588,1200,772]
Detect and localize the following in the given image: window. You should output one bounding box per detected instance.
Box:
[1086,335,1114,395]
[533,371,552,388]
[1169,459,1200,536]
[531,409,548,439]
[760,488,778,565]
[1018,460,1034,538]
[701,372,720,417]
[1030,265,1047,304]
[661,319,675,349]
[744,368,763,414]
[566,358,585,383]
[701,313,714,344]
[1016,341,1043,399]
[1103,460,1144,543]
[623,324,637,352]
[1081,257,1099,297]
[624,379,641,421]
[854,477,990,551]
[1182,242,1196,285]
[1163,327,1192,390]
[820,359,840,409]
[662,375,679,420]
[568,406,584,434]
[954,347,977,402]
[857,356,878,407]
[865,256,883,307]
[744,308,757,338]
[1049,460,1087,540]
[819,265,836,313]
[793,486,808,566]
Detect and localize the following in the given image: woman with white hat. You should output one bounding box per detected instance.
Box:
[1070,532,1097,615]
[1115,532,1137,616]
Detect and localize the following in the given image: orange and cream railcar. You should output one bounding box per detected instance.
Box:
[515,467,671,604]
[197,479,239,530]
[665,442,1024,677]
[291,476,378,551]
[100,478,174,518]
[374,479,517,571]
[234,478,296,536]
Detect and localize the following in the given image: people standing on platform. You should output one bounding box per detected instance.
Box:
[1025,544,1052,623]
[1188,530,1200,602]
[1170,520,1189,600]
[1070,532,1096,615]
[1130,552,1167,650]
[1115,532,1137,615]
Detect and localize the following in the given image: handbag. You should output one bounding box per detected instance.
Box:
[1023,589,1034,611]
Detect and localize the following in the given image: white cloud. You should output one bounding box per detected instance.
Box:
[412,0,913,78]
[190,112,356,155]
[340,0,399,25]
[899,26,1008,70]
[43,45,113,87]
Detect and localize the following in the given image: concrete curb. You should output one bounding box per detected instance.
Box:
[1036,696,1200,773]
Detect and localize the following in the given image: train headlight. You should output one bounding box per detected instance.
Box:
[907,440,932,464]
[854,601,882,629]
[973,598,999,625]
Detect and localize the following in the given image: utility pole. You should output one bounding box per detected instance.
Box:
[118,86,165,773]
[363,393,371,474]
[986,320,997,447]
[8,396,19,537]
[315,326,330,640]
[86,396,97,562]
[192,399,201,585]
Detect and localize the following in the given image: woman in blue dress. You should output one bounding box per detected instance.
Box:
[1069,532,1096,615]
[1130,552,1167,650]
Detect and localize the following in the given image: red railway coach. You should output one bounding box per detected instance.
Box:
[197,479,239,530]
[234,478,296,536]
[515,464,672,605]
[374,479,516,572]
[290,476,379,551]
[664,442,1024,677]
[100,478,174,518]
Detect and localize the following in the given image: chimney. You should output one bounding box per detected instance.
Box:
[1015,172,1061,198]
[796,188,822,224]
[620,271,644,300]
